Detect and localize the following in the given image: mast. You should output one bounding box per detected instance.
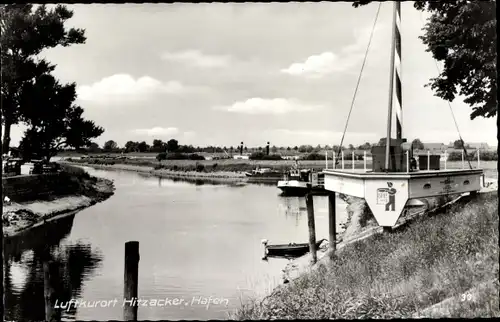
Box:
[384,1,402,171]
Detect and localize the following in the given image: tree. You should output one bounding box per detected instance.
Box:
[286,146,291,151]
[411,138,425,150]
[166,139,179,152]
[137,141,149,153]
[103,140,118,152]
[151,139,166,152]
[18,73,103,161]
[353,0,497,120]
[124,141,138,153]
[1,4,86,153]
[348,144,355,150]
[358,142,371,150]
[453,139,464,149]
[87,142,100,153]
[293,146,298,151]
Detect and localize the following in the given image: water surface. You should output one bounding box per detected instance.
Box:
[5,166,349,321]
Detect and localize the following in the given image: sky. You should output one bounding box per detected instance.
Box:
[9,2,498,148]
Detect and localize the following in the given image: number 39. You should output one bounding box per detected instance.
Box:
[461,293,473,301]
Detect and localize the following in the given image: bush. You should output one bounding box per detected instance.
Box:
[59,163,89,179]
[188,153,205,160]
[249,152,283,160]
[302,152,324,160]
[165,152,205,160]
[196,164,205,172]
[447,150,497,161]
[156,152,167,162]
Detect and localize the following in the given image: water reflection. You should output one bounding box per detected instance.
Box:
[4,214,103,321]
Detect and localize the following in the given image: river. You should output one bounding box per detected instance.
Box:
[4,166,349,321]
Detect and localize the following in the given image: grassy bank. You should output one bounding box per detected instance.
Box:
[234,192,499,319]
[2,164,115,237]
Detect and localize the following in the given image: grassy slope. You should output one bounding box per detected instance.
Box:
[234,192,499,319]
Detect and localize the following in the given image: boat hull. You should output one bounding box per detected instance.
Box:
[277,180,310,196]
[266,240,325,258]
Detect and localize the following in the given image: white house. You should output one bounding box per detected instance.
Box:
[233,155,250,160]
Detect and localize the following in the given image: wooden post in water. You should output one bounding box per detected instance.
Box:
[328,193,336,251]
[44,261,61,322]
[124,241,140,321]
[305,193,317,263]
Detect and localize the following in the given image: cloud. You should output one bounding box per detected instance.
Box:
[76,74,189,103]
[132,127,179,136]
[281,24,385,78]
[161,50,230,68]
[280,52,346,77]
[214,98,323,115]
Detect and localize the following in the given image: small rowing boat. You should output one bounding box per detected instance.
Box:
[262,238,326,258]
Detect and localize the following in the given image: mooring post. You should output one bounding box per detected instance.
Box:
[124,241,140,321]
[352,151,355,170]
[261,239,268,260]
[364,151,367,172]
[341,151,344,170]
[477,148,480,168]
[44,260,61,322]
[427,150,430,171]
[325,150,328,169]
[305,193,317,263]
[328,193,336,251]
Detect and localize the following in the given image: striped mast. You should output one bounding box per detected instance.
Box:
[384,1,402,171]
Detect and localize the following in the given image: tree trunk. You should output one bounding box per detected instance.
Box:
[2,121,12,155]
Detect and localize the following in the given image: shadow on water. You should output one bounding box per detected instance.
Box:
[4,211,103,321]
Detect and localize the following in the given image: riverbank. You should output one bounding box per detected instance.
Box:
[62,157,498,181]
[63,156,367,174]
[235,191,499,319]
[3,165,115,238]
[59,160,250,183]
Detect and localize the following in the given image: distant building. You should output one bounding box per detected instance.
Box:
[466,142,490,150]
[282,155,300,160]
[233,155,250,160]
